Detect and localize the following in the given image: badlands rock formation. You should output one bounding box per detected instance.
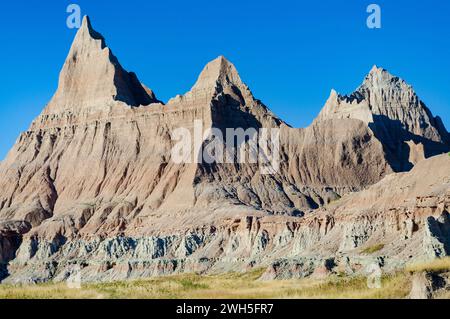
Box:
[46,16,159,112]
[0,16,449,283]
[317,66,449,171]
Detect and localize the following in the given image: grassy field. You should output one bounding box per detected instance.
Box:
[0,269,411,299]
[1,258,449,299]
[406,257,450,274]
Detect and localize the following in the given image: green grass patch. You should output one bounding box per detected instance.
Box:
[361,244,385,254]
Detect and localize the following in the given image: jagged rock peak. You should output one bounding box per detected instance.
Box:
[43,16,158,114]
[191,56,244,91]
[316,65,449,166]
[369,64,387,75]
[318,65,425,119]
[77,15,107,49]
[367,65,399,80]
[358,65,413,95]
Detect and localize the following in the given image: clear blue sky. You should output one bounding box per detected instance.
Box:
[0,0,449,159]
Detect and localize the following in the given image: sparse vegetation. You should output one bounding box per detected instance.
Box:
[0,268,413,299]
[3,259,450,299]
[361,244,385,254]
[405,257,450,274]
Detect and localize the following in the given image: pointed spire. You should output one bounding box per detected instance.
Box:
[79,15,106,44]
[43,16,159,113]
[369,65,383,74]
[81,16,96,33]
[362,65,403,89]
[70,15,107,54]
[191,56,244,91]
[329,89,338,98]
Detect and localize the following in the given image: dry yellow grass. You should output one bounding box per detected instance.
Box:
[0,268,412,299]
[405,257,450,274]
[0,283,104,299]
[4,258,450,299]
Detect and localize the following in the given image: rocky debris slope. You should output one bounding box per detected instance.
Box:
[262,153,450,280]
[0,16,449,283]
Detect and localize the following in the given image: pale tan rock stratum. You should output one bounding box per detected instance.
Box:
[0,16,449,283]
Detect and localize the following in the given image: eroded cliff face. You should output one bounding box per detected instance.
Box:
[0,221,31,281]
[3,155,449,283]
[0,16,449,283]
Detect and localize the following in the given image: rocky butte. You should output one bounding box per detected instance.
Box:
[0,16,449,285]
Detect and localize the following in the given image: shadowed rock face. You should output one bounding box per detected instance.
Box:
[0,17,449,283]
[0,221,31,281]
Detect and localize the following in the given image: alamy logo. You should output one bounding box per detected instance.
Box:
[66,4,82,29]
[367,4,382,29]
[171,120,280,174]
